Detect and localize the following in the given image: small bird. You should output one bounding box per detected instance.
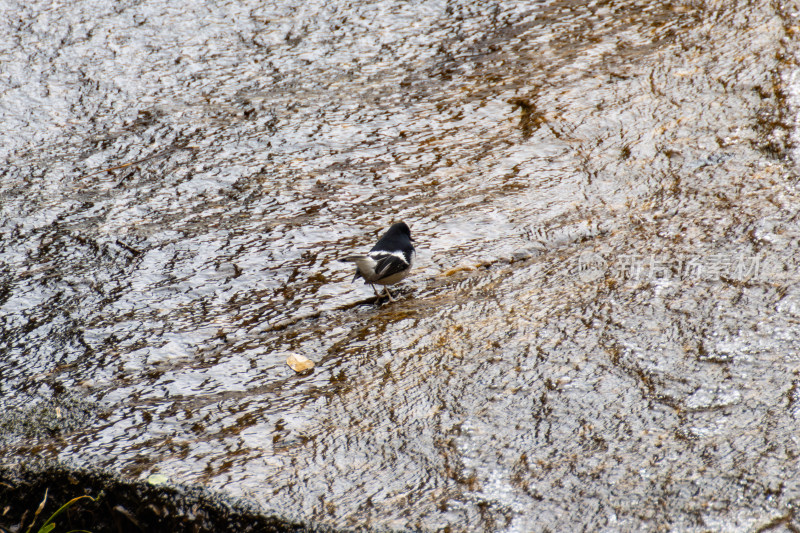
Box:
[341,222,415,302]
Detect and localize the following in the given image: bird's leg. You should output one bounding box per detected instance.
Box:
[383,287,396,302]
[371,284,381,298]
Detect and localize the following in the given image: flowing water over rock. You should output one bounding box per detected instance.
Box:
[3,0,800,530]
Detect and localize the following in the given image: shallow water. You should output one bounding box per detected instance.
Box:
[3,0,800,530]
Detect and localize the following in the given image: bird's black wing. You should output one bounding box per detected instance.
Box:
[371,253,409,282]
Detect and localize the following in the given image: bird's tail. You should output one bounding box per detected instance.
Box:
[340,255,367,281]
[340,255,367,262]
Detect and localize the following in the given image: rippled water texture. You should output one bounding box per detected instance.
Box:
[3,0,800,530]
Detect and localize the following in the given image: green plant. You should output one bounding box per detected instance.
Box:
[23,488,97,533]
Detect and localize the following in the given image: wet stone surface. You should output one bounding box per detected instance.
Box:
[2,0,800,530]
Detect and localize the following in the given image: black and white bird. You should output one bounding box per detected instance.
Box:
[341,222,415,302]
